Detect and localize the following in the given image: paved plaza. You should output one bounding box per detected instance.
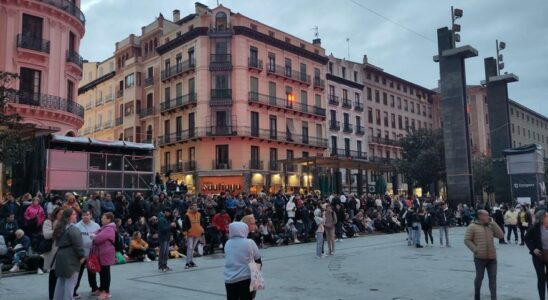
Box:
[0,227,537,300]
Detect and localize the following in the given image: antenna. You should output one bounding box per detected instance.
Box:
[312,25,319,38]
[346,38,350,60]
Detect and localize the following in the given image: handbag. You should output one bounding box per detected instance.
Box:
[248,240,265,292]
[37,238,53,254]
[86,247,102,273]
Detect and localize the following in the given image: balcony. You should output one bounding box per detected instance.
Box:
[249,160,264,170]
[116,89,123,98]
[210,89,232,106]
[144,77,154,87]
[94,124,102,132]
[355,125,365,135]
[354,101,364,112]
[213,160,232,170]
[140,107,155,118]
[184,161,197,171]
[5,90,83,118]
[162,160,197,173]
[66,50,83,68]
[286,164,296,172]
[105,93,113,103]
[343,123,353,133]
[208,26,233,37]
[331,148,367,160]
[115,116,123,126]
[269,161,280,171]
[248,92,326,118]
[160,93,197,113]
[161,59,195,81]
[328,94,339,106]
[85,102,92,110]
[329,120,340,131]
[368,136,400,147]
[16,34,50,54]
[209,54,232,71]
[240,126,327,148]
[102,120,113,130]
[313,77,325,90]
[95,98,103,106]
[266,64,311,85]
[248,58,263,72]
[207,125,238,136]
[38,0,86,25]
[342,98,352,109]
[369,156,397,165]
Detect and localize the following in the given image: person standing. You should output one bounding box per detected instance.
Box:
[314,208,325,258]
[504,207,519,244]
[53,208,85,300]
[86,193,102,223]
[464,210,504,300]
[421,209,435,247]
[91,213,116,300]
[437,202,451,247]
[183,203,204,269]
[73,210,100,298]
[518,206,532,246]
[157,208,172,272]
[493,207,507,244]
[43,207,63,300]
[323,205,337,255]
[525,210,548,300]
[224,222,262,300]
[23,197,45,236]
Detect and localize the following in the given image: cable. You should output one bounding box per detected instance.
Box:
[348,0,436,44]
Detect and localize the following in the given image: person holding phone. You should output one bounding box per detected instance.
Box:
[464,209,504,300]
[525,210,548,300]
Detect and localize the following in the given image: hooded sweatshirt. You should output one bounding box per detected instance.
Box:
[224,222,261,284]
[314,208,325,233]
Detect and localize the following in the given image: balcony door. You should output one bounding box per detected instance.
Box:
[19,67,41,102]
[22,14,43,40]
[216,145,229,168]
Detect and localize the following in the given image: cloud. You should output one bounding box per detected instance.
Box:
[78,0,548,115]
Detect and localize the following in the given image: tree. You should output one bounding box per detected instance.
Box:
[0,71,31,164]
[472,154,494,201]
[398,128,445,195]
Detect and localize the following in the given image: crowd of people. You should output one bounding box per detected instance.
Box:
[0,187,545,300]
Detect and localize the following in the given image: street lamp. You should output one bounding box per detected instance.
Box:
[451,6,463,44]
[496,40,506,75]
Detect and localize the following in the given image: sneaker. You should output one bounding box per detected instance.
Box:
[73,294,81,299]
[165,266,172,271]
[97,292,111,300]
[416,244,424,248]
[144,257,152,262]
[294,239,301,244]
[91,290,103,296]
[185,263,191,269]
[9,265,19,272]
[37,268,44,275]
[219,244,223,249]
[190,262,197,268]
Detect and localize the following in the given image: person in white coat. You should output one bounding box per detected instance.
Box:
[286,196,296,220]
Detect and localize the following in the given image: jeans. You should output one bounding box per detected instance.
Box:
[186,236,200,264]
[159,241,169,269]
[54,272,79,300]
[407,227,414,245]
[519,226,528,245]
[423,227,434,244]
[532,256,548,300]
[49,269,57,300]
[315,232,324,257]
[335,222,343,239]
[507,225,518,242]
[74,262,98,295]
[225,278,253,300]
[13,250,26,266]
[98,265,111,293]
[412,222,421,245]
[474,258,497,300]
[439,226,450,246]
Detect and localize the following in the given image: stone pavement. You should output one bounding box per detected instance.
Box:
[0,227,538,300]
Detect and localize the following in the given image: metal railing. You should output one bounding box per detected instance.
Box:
[369,156,398,165]
[329,120,340,131]
[266,64,311,85]
[115,116,123,126]
[248,92,326,117]
[139,107,155,118]
[160,93,197,113]
[269,161,280,171]
[354,101,364,111]
[95,98,103,106]
[368,136,400,146]
[66,50,83,67]
[161,161,196,173]
[313,77,325,89]
[249,160,263,170]
[330,148,367,160]
[210,54,232,70]
[342,98,352,109]
[161,59,195,81]
[5,90,83,118]
[105,93,113,103]
[85,102,92,110]
[144,77,154,87]
[343,123,353,133]
[16,34,50,53]
[210,89,232,106]
[38,0,85,25]
[102,120,113,129]
[213,159,232,170]
[116,89,123,98]
[355,125,365,135]
[328,94,339,106]
[248,58,263,71]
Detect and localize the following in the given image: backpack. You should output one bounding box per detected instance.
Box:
[114,230,124,253]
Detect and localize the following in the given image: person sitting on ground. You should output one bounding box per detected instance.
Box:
[9,229,30,272]
[23,197,45,236]
[129,231,152,262]
[0,213,19,245]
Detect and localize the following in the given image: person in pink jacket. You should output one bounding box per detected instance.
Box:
[91,212,116,300]
[24,197,45,236]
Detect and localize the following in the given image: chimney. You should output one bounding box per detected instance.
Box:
[173,10,180,22]
[362,54,368,65]
[195,2,209,15]
[312,38,321,47]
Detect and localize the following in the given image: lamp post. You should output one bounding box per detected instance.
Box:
[496,40,506,75]
[451,6,463,45]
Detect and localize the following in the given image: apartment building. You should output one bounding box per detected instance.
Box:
[79,3,329,195]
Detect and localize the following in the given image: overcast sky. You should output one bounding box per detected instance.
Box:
[79,0,548,115]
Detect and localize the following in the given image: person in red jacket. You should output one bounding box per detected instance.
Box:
[91,212,116,300]
[212,210,231,250]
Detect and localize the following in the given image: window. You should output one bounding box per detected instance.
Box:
[269,115,277,138]
[383,112,388,127]
[270,148,278,164]
[251,146,260,167]
[125,73,134,88]
[188,47,195,64]
[249,46,258,66]
[251,111,259,137]
[368,108,373,123]
[215,12,228,30]
[375,90,380,103]
[410,101,415,113]
[216,145,229,167]
[397,97,402,109]
[19,67,41,95]
[354,71,358,82]
[398,115,403,129]
[391,114,396,128]
[342,89,348,100]
[302,122,309,143]
[328,62,333,74]
[367,87,372,100]
[176,116,182,138]
[164,87,170,102]
[67,80,74,101]
[22,14,43,40]
[376,109,381,125]
[404,100,408,111]
[390,95,395,107]
[164,152,171,169]
[331,136,338,152]
[383,92,387,105]
[284,58,292,76]
[164,119,170,137]
[341,66,346,79]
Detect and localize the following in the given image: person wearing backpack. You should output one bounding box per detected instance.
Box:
[91,212,116,300]
[74,209,100,298]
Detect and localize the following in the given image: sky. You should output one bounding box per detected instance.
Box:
[79,0,548,115]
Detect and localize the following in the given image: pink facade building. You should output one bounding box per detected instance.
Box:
[0,0,85,136]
